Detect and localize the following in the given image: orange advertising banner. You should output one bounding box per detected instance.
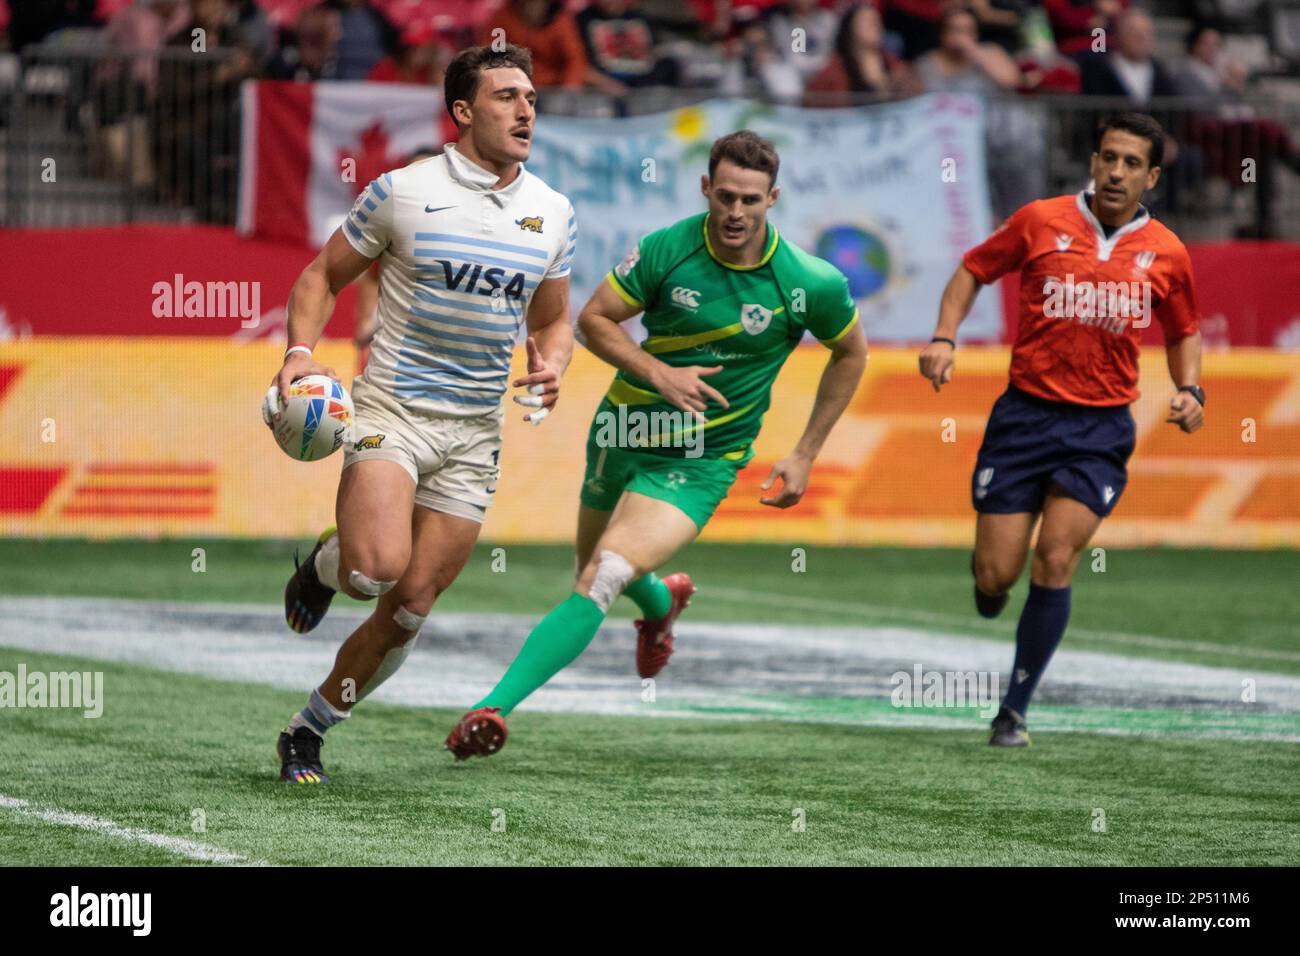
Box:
[1,339,1297,547]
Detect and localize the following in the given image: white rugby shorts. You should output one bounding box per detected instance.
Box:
[343,375,503,523]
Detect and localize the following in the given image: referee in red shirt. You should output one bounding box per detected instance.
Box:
[919,113,1205,746]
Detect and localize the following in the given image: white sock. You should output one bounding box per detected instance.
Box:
[314,532,341,591]
[358,636,418,701]
[287,688,350,737]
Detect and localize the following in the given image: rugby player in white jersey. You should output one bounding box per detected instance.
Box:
[270,44,577,784]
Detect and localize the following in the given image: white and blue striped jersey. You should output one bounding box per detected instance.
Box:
[342,143,576,418]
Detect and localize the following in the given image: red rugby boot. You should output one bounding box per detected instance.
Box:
[445,707,508,761]
[635,573,696,679]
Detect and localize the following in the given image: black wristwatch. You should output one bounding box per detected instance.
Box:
[1179,385,1206,407]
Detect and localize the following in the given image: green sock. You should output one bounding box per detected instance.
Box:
[624,573,673,620]
[474,592,606,716]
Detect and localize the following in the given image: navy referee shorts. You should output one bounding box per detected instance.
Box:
[972,384,1137,518]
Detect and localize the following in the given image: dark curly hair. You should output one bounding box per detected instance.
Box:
[443,44,534,128]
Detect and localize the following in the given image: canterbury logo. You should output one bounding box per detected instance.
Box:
[671,286,700,309]
[1056,234,1073,252]
[515,216,543,233]
[1135,250,1156,269]
[354,433,385,450]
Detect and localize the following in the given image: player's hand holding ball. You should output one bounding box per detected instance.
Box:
[273,345,339,403]
[512,336,559,425]
[262,344,352,462]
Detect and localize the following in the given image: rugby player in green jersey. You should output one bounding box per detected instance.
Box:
[446,131,869,758]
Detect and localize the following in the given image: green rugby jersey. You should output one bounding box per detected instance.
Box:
[600,212,858,459]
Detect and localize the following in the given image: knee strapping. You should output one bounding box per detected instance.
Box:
[349,569,397,597]
[588,549,635,613]
[392,605,427,633]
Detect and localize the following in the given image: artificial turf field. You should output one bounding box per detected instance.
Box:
[1,539,1298,866]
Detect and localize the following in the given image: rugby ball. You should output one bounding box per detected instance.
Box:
[262,375,354,461]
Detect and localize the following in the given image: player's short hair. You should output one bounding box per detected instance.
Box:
[1095,112,1165,169]
[443,44,534,128]
[708,130,780,188]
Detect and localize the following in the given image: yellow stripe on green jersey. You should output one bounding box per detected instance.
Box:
[820,307,859,344]
[594,211,859,459]
[605,271,641,308]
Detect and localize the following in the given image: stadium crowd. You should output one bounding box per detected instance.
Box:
[3,0,1298,235]
[3,0,1289,106]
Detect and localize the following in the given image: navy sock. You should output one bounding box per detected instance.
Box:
[1001,583,1071,716]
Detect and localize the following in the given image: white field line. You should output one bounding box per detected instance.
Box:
[0,794,268,866]
[5,588,1296,667]
[2,596,1297,720]
[702,585,1300,665]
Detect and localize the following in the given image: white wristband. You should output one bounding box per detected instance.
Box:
[284,345,312,360]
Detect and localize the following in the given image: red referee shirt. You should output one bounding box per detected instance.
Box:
[963,192,1199,407]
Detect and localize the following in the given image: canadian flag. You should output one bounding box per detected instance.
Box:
[237,81,452,248]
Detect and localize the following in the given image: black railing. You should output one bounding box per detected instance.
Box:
[1029,93,1300,240]
[3,46,1299,239]
[2,46,242,227]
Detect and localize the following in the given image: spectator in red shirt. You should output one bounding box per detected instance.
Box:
[1044,0,1127,58]
[688,0,789,40]
[479,0,588,90]
[368,21,452,87]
